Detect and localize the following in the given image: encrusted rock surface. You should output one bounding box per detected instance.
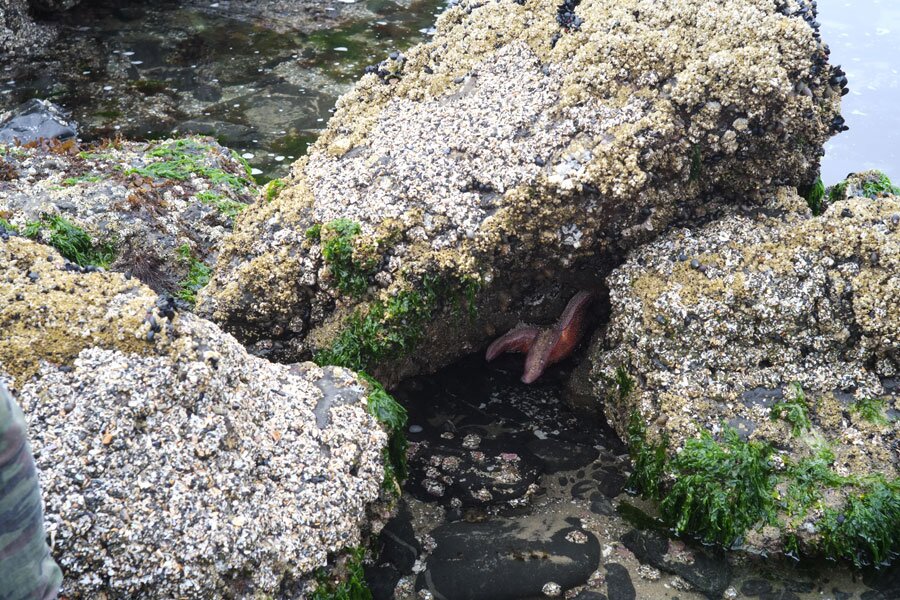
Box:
[0,136,256,298]
[590,189,899,558]
[199,0,843,381]
[0,0,48,55]
[1,235,388,598]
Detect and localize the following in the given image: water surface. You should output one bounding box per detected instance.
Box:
[819,0,900,184]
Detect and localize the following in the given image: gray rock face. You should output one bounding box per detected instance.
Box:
[0,98,76,144]
[1,235,389,598]
[198,0,843,383]
[0,136,256,298]
[589,188,899,559]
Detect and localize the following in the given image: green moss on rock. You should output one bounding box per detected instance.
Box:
[174,244,212,305]
[320,219,379,297]
[309,547,372,600]
[23,214,116,268]
[128,137,254,190]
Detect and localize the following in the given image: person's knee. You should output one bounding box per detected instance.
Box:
[0,381,62,600]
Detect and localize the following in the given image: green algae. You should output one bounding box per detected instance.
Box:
[319,219,379,297]
[309,547,372,600]
[197,190,247,220]
[313,273,481,495]
[850,397,890,426]
[23,214,115,268]
[174,244,212,305]
[128,138,254,190]
[626,411,667,501]
[770,382,812,436]
[861,171,900,198]
[359,372,408,496]
[625,410,900,565]
[0,217,18,233]
[661,428,775,547]
[804,176,826,215]
[820,477,900,567]
[264,178,287,202]
[61,174,105,186]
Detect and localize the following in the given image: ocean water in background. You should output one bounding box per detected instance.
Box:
[818,0,900,184]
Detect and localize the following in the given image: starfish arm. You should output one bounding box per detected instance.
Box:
[520,291,595,383]
[485,326,541,361]
[522,329,559,384]
[555,291,595,335]
[546,290,594,363]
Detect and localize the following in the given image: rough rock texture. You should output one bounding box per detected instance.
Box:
[0,0,47,55]
[199,0,843,382]
[0,234,389,598]
[0,136,256,298]
[590,189,899,558]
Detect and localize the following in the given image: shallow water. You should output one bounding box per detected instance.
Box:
[0,0,447,181]
[819,0,900,184]
[380,354,897,600]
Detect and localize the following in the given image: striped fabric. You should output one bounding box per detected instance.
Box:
[0,381,61,600]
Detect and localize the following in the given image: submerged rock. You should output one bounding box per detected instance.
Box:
[0,136,256,300]
[0,235,389,598]
[590,188,899,563]
[199,0,843,382]
[0,98,77,144]
[416,513,601,600]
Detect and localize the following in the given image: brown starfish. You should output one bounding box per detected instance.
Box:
[486,291,595,384]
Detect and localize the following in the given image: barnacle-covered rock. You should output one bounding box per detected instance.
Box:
[0,136,255,300]
[590,188,899,564]
[0,0,49,55]
[0,235,389,598]
[198,0,843,382]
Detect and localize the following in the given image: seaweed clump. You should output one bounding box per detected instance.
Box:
[23,214,116,268]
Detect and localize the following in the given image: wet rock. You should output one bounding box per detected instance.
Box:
[0,136,256,299]
[374,501,421,573]
[621,529,732,598]
[863,565,900,600]
[198,0,842,381]
[407,434,542,508]
[0,98,76,144]
[574,591,608,600]
[364,564,402,600]
[527,438,600,474]
[30,0,81,12]
[0,235,389,597]
[417,513,601,600]
[603,563,635,600]
[591,190,899,559]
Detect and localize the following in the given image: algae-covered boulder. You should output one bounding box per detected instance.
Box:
[0,234,390,598]
[0,136,256,301]
[199,0,843,381]
[828,169,900,203]
[590,189,899,565]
